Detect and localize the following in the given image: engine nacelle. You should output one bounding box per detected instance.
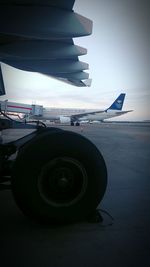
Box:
[59,116,71,124]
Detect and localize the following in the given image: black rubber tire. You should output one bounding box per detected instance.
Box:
[12,130,107,224]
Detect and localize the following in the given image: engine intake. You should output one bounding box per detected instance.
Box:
[59,116,71,124]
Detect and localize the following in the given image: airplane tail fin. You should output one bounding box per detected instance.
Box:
[106,93,126,111]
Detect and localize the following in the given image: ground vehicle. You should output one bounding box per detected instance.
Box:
[0,1,107,224]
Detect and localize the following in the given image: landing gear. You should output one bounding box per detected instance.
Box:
[12,129,107,224]
[70,121,80,126]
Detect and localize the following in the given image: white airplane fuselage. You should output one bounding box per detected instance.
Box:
[32,108,125,122]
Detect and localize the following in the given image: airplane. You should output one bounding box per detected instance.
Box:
[69,93,133,125]
[26,93,133,125]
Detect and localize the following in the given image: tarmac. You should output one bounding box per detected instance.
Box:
[0,122,150,267]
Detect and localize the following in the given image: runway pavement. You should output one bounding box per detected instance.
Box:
[0,122,150,267]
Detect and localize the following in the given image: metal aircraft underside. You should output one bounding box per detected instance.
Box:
[0,0,93,95]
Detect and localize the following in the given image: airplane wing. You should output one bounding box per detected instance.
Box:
[71,110,104,121]
[0,0,93,95]
[70,109,133,123]
[112,110,133,116]
[0,0,76,10]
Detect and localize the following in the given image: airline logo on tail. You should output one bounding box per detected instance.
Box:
[107,93,125,111]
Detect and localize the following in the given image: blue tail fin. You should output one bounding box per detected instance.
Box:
[107,93,126,111]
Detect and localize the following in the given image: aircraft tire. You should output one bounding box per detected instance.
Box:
[12,130,107,224]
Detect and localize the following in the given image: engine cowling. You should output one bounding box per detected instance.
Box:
[59,116,71,124]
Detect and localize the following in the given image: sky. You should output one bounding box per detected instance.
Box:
[1,0,150,121]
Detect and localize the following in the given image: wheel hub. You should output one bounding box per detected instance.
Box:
[37,157,88,207]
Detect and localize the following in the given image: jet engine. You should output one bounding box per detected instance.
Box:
[59,116,71,124]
